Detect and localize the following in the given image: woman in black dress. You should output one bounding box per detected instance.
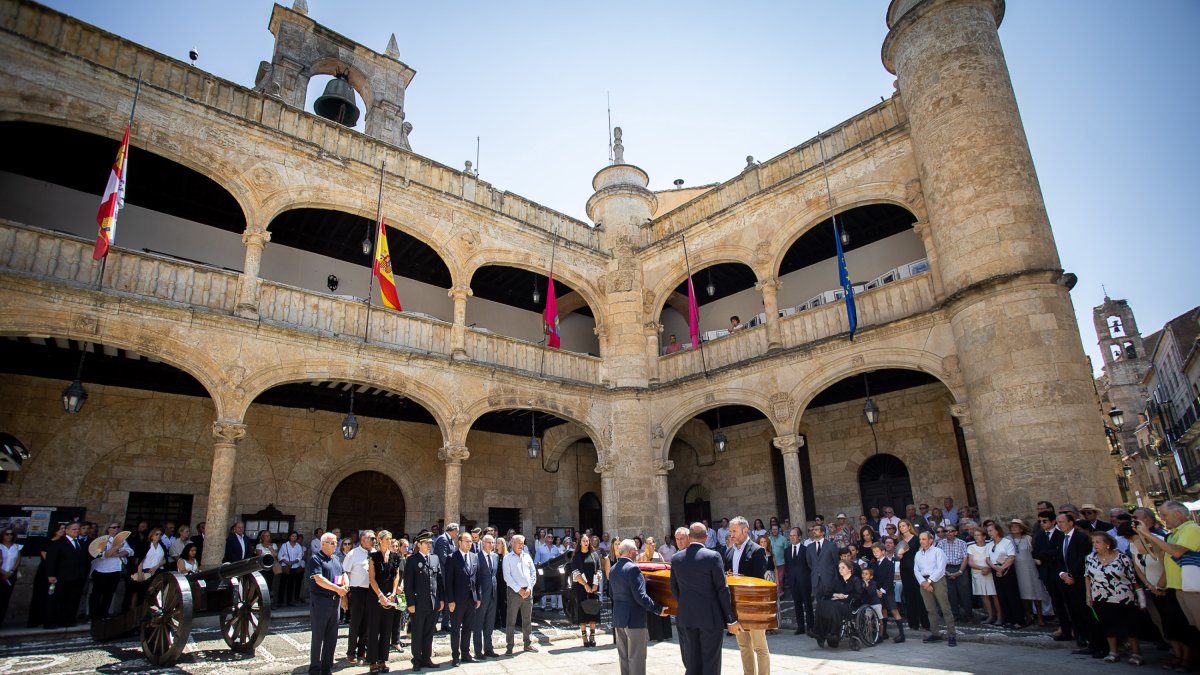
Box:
[27,523,65,628]
[812,560,864,648]
[568,534,602,646]
[494,538,508,630]
[367,529,401,674]
[896,520,929,630]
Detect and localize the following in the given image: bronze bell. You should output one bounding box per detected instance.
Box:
[314,73,360,127]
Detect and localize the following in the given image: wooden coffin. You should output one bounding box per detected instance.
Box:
[639,562,779,631]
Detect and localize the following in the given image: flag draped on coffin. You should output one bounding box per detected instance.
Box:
[687,277,700,349]
[544,275,560,349]
[92,126,130,260]
[834,220,858,340]
[373,217,402,311]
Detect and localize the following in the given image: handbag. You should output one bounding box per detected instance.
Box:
[581,596,602,615]
[1174,550,1200,592]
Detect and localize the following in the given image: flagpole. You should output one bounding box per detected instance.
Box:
[363,161,385,344]
[681,234,708,378]
[817,130,855,341]
[539,228,559,378]
[94,73,142,291]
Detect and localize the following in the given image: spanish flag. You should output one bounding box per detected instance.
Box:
[373,217,401,311]
[93,126,130,260]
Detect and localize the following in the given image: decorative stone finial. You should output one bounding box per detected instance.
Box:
[464,160,475,175]
[745,155,757,170]
[292,0,309,15]
[385,33,400,59]
[612,126,624,164]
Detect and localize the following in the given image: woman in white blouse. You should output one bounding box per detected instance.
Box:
[278,531,305,607]
[167,525,190,563]
[0,529,22,624]
[128,528,167,609]
[255,530,280,605]
[984,522,1023,629]
[176,542,200,574]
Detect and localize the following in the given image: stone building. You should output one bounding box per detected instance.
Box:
[0,0,1119,585]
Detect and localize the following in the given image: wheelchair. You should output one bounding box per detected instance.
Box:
[837,605,881,651]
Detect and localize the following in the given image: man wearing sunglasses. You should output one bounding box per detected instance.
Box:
[1031,510,1070,640]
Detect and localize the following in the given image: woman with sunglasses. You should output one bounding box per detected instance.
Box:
[0,529,21,624]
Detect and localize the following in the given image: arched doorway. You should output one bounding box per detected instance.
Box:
[328,471,406,537]
[858,454,913,517]
[578,492,602,535]
[683,484,712,525]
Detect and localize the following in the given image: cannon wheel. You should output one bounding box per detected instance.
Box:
[141,571,194,666]
[221,571,272,654]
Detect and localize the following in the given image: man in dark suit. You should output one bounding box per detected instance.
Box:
[472,534,500,659]
[433,522,458,631]
[445,532,480,665]
[222,521,254,563]
[783,527,812,635]
[1055,513,1101,655]
[723,517,770,675]
[1078,504,1113,532]
[670,522,742,675]
[45,521,88,628]
[806,523,838,599]
[405,532,444,672]
[190,521,206,560]
[1032,510,1070,640]
[611,538,666,675]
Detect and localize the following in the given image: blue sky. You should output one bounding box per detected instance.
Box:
[39,1,1200,372]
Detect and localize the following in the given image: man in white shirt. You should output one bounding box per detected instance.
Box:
[342,530,375,665]
[534,534,561,610]
[942,497,959,526]
[704,520,718,548]
[913,531,955,646]
[88,523,132,619]
[597,533,611,556]
[309,528,324,559]
[502,534,538,655]
[715,518,731,550]
[878,507,901,534]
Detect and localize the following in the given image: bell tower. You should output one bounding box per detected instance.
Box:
[254,1,416,149]
[1093,295,1149,454]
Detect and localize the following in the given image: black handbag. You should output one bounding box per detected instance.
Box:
[581,596,602,614]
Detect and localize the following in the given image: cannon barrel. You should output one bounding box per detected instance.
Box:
[192,554,275,583]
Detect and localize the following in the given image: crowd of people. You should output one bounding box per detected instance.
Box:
[1,495,1198,675]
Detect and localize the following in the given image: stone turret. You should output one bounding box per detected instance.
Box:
[883,0,1118,510]
[1094,296,1149,454]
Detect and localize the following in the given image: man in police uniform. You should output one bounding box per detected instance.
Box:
[405,532,444,672]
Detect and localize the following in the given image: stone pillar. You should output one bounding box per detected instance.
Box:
[645,321,663,385]
[756,277,784,351]
[603,394,660,538]
[910,220,946,300]
[772,434,807,525]
[448,285,472,360]
[439,444,469,527]
[948,404,988,511]
[595,457,618,539]
[236,229,270,319]
[202,421,246,569]
[652,459,674,539]
[883,0,1118,511]
[593,323,610,386]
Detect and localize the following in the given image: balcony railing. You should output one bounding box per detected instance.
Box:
[0,220,601,384]
[658,326,769,381]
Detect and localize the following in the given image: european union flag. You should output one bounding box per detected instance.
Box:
[834,220,857,340]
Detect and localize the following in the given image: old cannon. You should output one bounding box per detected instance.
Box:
[91,554,274,666]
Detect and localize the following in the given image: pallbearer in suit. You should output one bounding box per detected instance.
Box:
[445,532,480,666]
[472,535,500,658]
[783,527,812,634]
[723,517,770,675]
[611,539,666,675]
[806,524,839,600]
[670,523,742,675]
[404,532,444,672]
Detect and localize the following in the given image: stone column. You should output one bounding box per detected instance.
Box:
[652,459,674,539]
[447,285,472,360]
[910,220,945,300]
[645,321,663,385]
[593,323,610,386]
[772,434,807,525]
[202,421,246,569]
[595,457,618,539]
[756,277,784,351]
[235,229,270,319]
[883,0,1119,511]
[439,444,469,527]
[948,403,988,511]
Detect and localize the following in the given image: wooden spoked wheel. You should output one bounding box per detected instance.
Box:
[220,571,272,654]
[141,572,193,666]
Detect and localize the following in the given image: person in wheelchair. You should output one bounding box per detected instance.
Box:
[811,560,864,648]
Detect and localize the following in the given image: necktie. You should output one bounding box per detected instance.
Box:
[817,541,822,555]
[1062,533,1069,562]
[71,538,78,550]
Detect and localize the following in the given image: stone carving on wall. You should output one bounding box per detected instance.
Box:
[594,456,616,474]
[438,444,470,464]
[609,270,634,293]
[753,240,772,267]
[652,459,674,474]
[212,421,247,443]
[769,392,793,424]
[642,289,655,316]
[73,314,99,335]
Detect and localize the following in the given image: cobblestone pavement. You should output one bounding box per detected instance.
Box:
[0,603,1164,674]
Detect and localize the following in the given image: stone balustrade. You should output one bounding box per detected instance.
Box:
[464,328,600,383]
[648,97,908,242]
[1,0,599,252]
[658,326,771,381]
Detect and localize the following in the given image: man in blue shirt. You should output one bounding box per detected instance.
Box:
[306,532,347,675]
[610,539,666,675]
